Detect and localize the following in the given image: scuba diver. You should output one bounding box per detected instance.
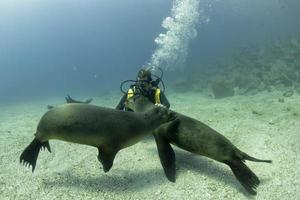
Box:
[116,68,170,111]
[63,68,170,111]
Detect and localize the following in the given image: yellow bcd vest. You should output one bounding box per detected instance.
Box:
[154,88,161,104]
[127,87,161,104]
[127,88,134,99]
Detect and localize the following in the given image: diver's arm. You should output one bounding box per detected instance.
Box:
[115,93,127,110]
[160,92,170,108]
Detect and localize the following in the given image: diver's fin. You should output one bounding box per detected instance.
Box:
[225,159,259,195]
[154,134,176,182]
[20,138,51,172]
[97,146,118,173]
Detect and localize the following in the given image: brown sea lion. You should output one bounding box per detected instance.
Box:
[125,95,272,195]
[20,103,177,173]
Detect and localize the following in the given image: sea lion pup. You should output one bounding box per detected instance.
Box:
[126,95,272,195]
[20,103,177,173]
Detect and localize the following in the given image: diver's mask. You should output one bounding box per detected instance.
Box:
[135,80,153,96]
[137,69,152,81]
[119,67,165,95]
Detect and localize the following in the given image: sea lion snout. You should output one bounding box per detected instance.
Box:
[151,107,176,123]
[167,110,177,121]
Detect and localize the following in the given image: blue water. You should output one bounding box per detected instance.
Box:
[0,0,299,103]
[188,0,300,69]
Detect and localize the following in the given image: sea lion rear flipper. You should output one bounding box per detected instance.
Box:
[97,147,118,173]
[84,98,93,104]
[154,134,176,182]
[65,95,74,103]
[47,105,54,110]
[20,138,51,172]
[224,159,259,195]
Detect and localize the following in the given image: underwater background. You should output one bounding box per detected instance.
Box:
[1,0,300,103]
[1,0,300,199]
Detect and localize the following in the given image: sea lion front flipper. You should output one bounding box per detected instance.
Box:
[154,134,176,182]
[97,147,118,173]
[153,118,180,182]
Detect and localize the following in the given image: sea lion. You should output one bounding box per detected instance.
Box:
[65,95,93,104]
[20,103,177,173]
[47,95,92,110]
[125,95,272,195]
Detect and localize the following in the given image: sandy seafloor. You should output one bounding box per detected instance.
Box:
[0,90,299,200]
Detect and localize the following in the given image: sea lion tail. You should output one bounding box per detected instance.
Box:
[225,159,259,195]
[240,151,272,163]
[20,138,51,172]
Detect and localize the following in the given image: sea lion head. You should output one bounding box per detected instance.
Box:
[125,95,154,112]
[145,106,176,127]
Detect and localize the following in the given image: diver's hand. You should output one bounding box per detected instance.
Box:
[155,103,166,108]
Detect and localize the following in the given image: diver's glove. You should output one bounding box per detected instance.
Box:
[155,103,166,108]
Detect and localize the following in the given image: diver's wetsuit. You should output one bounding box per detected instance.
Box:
[115,85,170,111]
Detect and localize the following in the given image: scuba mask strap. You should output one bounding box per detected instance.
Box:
[151,67,165,92]
[120,79,137,94]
